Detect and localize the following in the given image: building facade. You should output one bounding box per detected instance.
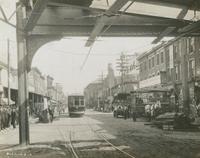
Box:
[137,37,200,108]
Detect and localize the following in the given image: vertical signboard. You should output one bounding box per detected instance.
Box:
[169,45,174,69]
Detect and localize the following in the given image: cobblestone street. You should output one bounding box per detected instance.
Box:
[0,110,200,158]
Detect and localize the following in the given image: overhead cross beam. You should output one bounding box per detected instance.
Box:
[152,6,189,44]
[85,0,129,47]
[152,27,176,44]
[24,0,49,32]
[131,0,199,10]
[178,20,200,34]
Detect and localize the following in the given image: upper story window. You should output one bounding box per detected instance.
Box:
[152,57,155,67]
[174,44,178,59]
[156,54,159,65]
[175,64,181,81]
[161,52,164,63]
[189,59,195,77]
[140,63,142,72]
[144,61,147,70]
[189,38,195,53]
[175,65,178,80]
[149,59,151,69]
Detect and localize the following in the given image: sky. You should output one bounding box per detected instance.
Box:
[31,37,157,94]
[1,0,193,94]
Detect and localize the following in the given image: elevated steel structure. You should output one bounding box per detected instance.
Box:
[16,0,200,145]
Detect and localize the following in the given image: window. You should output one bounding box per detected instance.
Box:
[81,100,84,105]
[189,60,195,77]
[75,97,79,105]
[161,52,164,63]
[152,57,154,67]
[174,45,178,59]
[140,64,142,72]
[175,65,178,80]
[156,54,159,65]
[149,59,151,69]
[189,38,194,53]
[144,61,147,70]
[175,64,180,80]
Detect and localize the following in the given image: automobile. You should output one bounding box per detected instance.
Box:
[113,105,125,118]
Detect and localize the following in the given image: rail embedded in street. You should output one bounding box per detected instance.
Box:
[86,118,136,158]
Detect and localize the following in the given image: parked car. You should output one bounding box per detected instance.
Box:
[113,105,124,118]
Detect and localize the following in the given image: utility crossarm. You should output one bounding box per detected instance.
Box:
[85,0,129,47]
[24,0,49,32]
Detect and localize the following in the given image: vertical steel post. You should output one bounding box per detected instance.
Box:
[180,37,190,116]
[16,3,29,145]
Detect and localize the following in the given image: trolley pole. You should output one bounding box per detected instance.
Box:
[16,3,30,145]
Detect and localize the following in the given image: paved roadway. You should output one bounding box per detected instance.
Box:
[0,110,200,158]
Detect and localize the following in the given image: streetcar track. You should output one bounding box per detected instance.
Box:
[86,117,136,158]
[57,128,80,158]
[69,130,80,158]
[56,116,136,158]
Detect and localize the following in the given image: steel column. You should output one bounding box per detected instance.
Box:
[16,3,30,145]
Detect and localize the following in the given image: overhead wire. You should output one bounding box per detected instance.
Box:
[79,1,135,71]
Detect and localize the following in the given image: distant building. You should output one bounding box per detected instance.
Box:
[84,81,102,108]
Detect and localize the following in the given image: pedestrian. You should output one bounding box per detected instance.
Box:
[48,107,54,123]
[145,104,151,121]
[150,104,155,120]
[132,107,137,122]
[7,107,11,128]
[124,105,129,120]
[11,107,16,128]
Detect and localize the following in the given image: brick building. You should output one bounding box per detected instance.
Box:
[137,37,200,108]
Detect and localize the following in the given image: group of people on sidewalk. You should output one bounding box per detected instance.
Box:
[0,105,18,131]
[145,101,162,121]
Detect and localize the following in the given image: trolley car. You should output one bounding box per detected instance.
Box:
[68,94,85,117]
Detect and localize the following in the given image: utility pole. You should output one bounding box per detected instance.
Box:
[7,39,10,107]
[97,72,105,109]
[116,52,129,93]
